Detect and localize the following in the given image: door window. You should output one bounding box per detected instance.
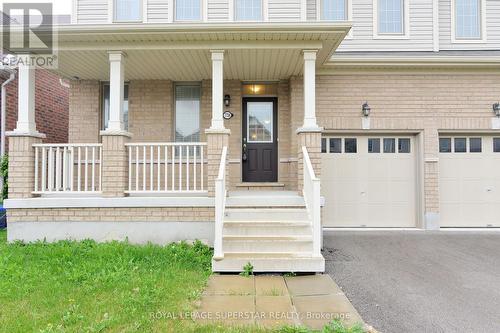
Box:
[247,102,273,143]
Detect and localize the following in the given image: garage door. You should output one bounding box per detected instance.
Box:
[439,136,500,227]
[322,135,417,227]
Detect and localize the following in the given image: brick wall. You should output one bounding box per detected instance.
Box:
[69,80,100,143]
[0,69,68,148]
[8,207,214,222]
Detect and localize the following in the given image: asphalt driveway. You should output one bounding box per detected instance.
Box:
[323,230,500,333]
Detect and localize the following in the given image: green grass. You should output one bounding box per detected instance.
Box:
[0,229,365,333]
[0,229,213,332]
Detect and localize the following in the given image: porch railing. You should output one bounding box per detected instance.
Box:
[126,142,206,195]
[214,146,228,260]
[33,143,102,194]
[302,146,321,257]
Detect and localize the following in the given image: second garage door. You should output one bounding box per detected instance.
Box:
[439,135,500,227]
[322,135,418,228]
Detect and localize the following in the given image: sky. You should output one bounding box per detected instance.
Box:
[0,0,72,15]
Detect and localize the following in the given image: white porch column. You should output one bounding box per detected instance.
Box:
[106,51,126,132]
[302,50,319,130]
[210,50,225,130]
[14,60,38,135]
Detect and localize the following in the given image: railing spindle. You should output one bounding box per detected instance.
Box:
[34,147,39,192]
[92,146,96,191]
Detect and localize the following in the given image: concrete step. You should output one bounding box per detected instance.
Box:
[222,236,313,252]
[212,253,325,272]
[223,221,312,236]
[226,191,305,207]
[224,208,309,221]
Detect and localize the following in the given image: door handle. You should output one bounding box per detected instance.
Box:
[242,143,247,162]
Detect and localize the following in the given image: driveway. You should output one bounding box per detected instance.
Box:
[323,230,500,333]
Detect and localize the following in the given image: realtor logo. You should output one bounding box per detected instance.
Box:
[2,3,53,54]
[1,3,57,68]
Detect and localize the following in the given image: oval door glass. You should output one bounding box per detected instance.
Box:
[247,102,273,143]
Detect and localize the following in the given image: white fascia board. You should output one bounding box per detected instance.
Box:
[4,197,215,209]
[324,55,500,68]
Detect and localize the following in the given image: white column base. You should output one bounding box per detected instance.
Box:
[6,130,46,139]
[100,129,132,137]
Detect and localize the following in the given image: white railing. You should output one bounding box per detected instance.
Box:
[126,142,206,194]
[213,146,228,260]
[33,144,102,194]
[302,146,321,257]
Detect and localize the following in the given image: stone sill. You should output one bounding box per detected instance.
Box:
[4,196,214,209]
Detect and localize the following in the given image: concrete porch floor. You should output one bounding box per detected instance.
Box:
[194,274,366,330]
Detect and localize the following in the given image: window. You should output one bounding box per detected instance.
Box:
[454,0,481,39]
[344,138,357,153]
[236,0,262,21]
[439,138,452,153]
[330,138,342,153]
[368,138,380,153]
[102,84,129,131]
[398,138,411,153]
[176,0,201,21]
[383,138,396,153]
[115,0,142,21]
[454,138,467,153]
[322,0,347,20]
[494,138,500,153]
[175,85,201,142]
[469,138,482,153]
[378,0,404,34]
[321,138,327,153]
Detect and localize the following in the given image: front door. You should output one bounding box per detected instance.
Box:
[242,97,278,182]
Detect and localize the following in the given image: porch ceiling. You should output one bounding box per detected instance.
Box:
[52,22,351,81]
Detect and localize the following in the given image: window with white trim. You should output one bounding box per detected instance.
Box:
[115,0,142,22]
[175,85,201,142]
[236,0,262,21]
[378,0,404,34]
[322,0,347,20]
[176,0,202,21]
[455,0,481,39]
[102,83,129,131]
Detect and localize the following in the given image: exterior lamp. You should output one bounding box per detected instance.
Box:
[362,102,371,117]
[493,102,500,117]
[224,94,231,107]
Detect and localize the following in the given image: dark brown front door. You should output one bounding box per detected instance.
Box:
[242,97,278,182]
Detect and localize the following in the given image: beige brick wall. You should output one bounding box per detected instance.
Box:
[8,136,43,198]
[101,134,130,197]
[69,80,100,143]
[129,80,173,142]
[7,207,214,222]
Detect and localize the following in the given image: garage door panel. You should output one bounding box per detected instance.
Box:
[439,135,500,227]
[322,135,417,228]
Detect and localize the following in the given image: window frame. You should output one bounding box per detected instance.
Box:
[175,0,204,22]
[113,0,143,23]
[451,0,487,43]
[101,82,130,131]
[318,0,353,38]
[234,0,263,21]
[173,82,202,143]
[373,0,410,39]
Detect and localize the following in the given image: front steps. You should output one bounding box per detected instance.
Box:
[212,191,325,273]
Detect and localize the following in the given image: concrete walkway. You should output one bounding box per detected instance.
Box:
[324,230,500,333]
[195,274,365,329]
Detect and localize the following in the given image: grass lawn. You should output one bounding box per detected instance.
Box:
[0,229,364,333]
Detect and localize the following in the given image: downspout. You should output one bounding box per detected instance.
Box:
[1,69,17,193]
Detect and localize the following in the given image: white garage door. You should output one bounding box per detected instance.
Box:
[321,135,417,228]
[439,136,500,227]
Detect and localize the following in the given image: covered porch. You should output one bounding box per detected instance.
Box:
[5,22,350,272]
